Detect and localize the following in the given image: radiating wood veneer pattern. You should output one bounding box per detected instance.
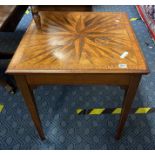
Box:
[7,12,148,74]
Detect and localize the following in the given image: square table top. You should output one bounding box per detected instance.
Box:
[7,12,149,74]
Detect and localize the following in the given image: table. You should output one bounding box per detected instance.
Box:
[31,5,92,29]
[6,12,149,140]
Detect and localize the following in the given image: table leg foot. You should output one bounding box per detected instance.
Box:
[115,75,141,140]
[15,75,45,140]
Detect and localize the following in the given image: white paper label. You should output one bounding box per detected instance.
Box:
[118,64,127,68]
[120,51,128,59]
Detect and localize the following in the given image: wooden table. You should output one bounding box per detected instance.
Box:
[6,12,149,140]
[31,5,92,29]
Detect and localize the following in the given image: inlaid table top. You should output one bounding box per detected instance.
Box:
[7,12,149,74]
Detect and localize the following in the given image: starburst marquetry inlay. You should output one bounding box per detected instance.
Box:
[7,12,148,73]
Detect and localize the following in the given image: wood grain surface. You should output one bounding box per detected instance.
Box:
[7,12,149,74]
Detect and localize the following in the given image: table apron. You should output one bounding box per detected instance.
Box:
[24,74,134,86]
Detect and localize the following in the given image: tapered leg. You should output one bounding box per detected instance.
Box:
[31,6,41,30]
[115,75,141,140]
[15,75,45,140]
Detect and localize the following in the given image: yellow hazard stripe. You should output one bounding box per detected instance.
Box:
[0,104,4,112]
[89,108,105,115]
[76,107,154,115]
[130,17,139,21]
[112,108,122,114]
[135,108,151,114]
[76,109,83,114]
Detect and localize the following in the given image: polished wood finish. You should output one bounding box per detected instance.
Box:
[7,12,148,74]
[15,75,45,140]
[31,6,92,30]
[26,74,131,86]
[31,6,41,30]
[115,75,141,139]
[6,12,149,140]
